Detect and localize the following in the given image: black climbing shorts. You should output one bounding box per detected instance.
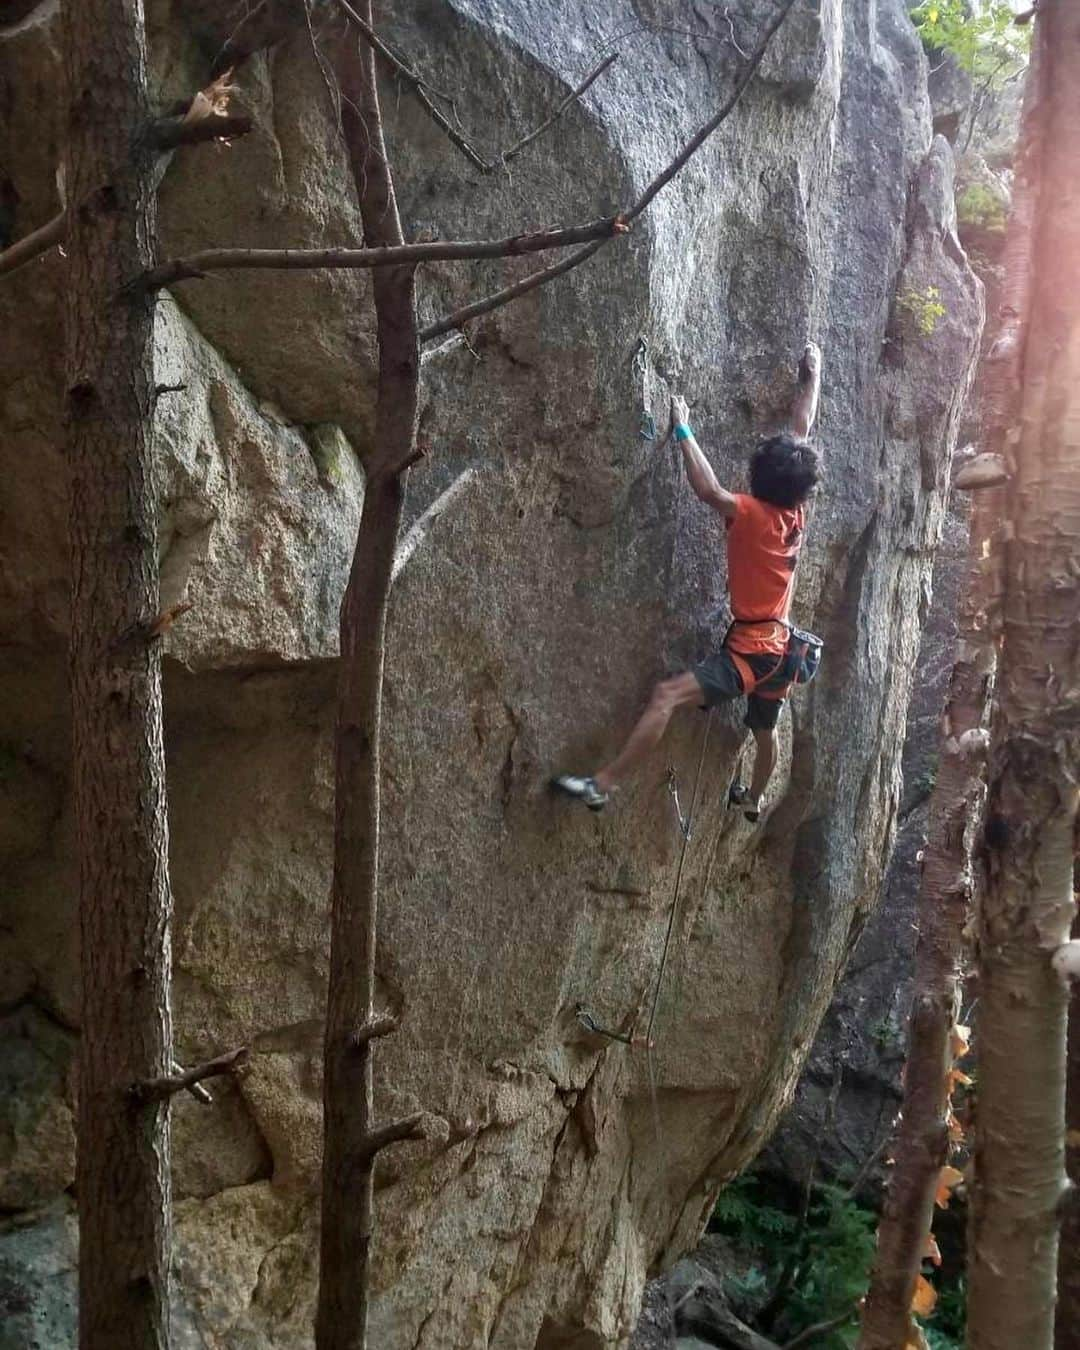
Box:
[693,647,786,732]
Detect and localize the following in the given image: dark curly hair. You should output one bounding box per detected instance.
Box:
[749,433,822,508]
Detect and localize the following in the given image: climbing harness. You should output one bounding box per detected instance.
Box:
[723,618,824,700]
[633,337,657,442]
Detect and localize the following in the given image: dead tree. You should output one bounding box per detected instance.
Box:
[857,18,1047,1350]
[308,3,801,1347]
[966,5,1078,1348]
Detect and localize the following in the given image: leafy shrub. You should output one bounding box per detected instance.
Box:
[899,286,947,338]
[957,183,1007,235]
[910,2,1029,85]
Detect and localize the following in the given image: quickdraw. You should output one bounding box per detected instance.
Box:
[633,336,657,441]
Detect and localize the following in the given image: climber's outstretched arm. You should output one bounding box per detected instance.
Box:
[671,393,737,518]
[789,341,822,440]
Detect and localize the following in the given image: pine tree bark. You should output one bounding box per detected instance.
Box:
[316,14,421,1349]
[62,3,173,1348]
[967,6,1079,1348]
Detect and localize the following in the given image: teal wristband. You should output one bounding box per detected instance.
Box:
[674,422,693,442]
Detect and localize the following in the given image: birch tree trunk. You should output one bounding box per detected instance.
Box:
[859,20,1047,1348]
[857,520,995,1350]
[62,2,173,1347]
[316,13,422,1348]
[967,5,1079,1347]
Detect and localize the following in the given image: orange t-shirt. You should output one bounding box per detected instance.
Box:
[725,493,805,655]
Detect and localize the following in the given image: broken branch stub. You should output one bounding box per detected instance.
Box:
[130,1045,250,1105]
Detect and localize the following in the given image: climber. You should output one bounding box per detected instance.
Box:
[553,342,823,823]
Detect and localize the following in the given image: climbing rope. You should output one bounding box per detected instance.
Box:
[645,710,712,1050]
[648,711,712,1349]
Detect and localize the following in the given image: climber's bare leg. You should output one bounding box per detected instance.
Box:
[594,672,705,793]
[749,727,778,803]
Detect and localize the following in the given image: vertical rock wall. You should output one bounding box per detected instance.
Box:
[0,2,980,1346]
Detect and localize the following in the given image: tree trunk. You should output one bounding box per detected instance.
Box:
[859,20,1048,1349]
[316,14,421,1349]
[967,6,1079,1348]
[62,3,173,1348]
[857,531,993,1350]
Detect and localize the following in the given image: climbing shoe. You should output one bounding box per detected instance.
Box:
[551,774,610,812]
[727,781,761,823]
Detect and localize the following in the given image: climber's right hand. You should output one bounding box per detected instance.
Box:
[671,393,690,432]
[798,342,821,384]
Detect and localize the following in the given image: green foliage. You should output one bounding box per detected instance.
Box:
[713,1174,796,1242]
[909,2,1029,86]
[930,1275,967,1346]
[869,1016,904,1053]
[899,285,947,338]
[784,1185,877,1344]
[957,183,1007,235]
[712,1177,873,1348]
[712,1174,967,1350]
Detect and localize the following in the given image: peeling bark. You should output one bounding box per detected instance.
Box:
[858,19,1051,1350]
[967,8,1079,1348]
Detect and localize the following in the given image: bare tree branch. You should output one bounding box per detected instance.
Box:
[623,0,798,224]
[420,0,796,339]
[347,1013,399,1048]
[141,218,621,288]
[782,1307,859,1350]
[359,1107,429,1161]
[419,237,607,340]
[0,211,65,278]
[130,1046,249,1104]
[146,0,797,297]
[0,81,253,281]
[333,0,491,171]
[501,53,619,164]
[148,111,254,150]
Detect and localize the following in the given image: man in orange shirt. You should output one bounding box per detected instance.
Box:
[554,343,822,822]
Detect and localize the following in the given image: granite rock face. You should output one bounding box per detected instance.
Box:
[0,1,980,1346]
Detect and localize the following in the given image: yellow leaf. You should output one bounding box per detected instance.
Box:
[928,7,940,21]
[912,1274,938,1317]
[924,1232,942,1267]
[950,1024,971,1060]
[934,1164,964,1208]
[948,1068,972,1091]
